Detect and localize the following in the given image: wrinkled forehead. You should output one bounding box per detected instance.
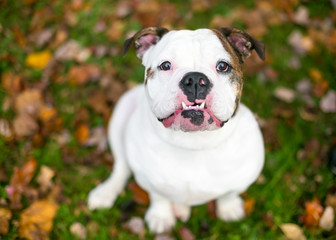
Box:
[142,29,232,66]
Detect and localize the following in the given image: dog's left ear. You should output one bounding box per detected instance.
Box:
[218,27,265,62]
[123,27,169,59]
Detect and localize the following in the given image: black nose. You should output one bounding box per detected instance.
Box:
[179,72,212,102]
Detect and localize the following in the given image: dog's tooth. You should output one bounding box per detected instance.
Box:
[200,102,205,109]
[182,101,187,110]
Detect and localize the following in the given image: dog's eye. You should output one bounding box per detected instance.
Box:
[158,61,172,71]
[216,61,230,73]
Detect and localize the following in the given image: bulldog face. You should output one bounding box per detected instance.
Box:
[123,27,265,132]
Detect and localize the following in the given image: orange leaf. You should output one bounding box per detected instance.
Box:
[26,51,52,70]
[75,123,90,144]
[301,198,323,228]
[128,181,149,205]
[19,200,59,240]
[244,198,256,216]
[0,208,12,235]
[39,105,57,123]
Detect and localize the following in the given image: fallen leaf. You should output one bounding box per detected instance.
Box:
[26,50,52,70]
[319,206,334,231]
[15,88,43,116]
[274,87,296,103]
[39,105,58,122]
[68,64,101,85]
[154,234,176,240]
[301,198,323,228]
[325,194,336,212]
[244,198,255,216]
[87,221,99,238]
[123,217,145,237]
[210,15,234,29]
[134,0,161,26]
[280,223,306,240]
[128,181,149,205]
[1,72,23,95]
[75,123,90,144]
[7,157,38,209]
[70,222,87,240]
[106,20,125,42]
[0,118,14,141]
[37,165,55,192]
[0,208,12,235]
[54,40,82,61]
[320,90,336,113]
[13,114,39,138]
[293,6,309,26]
[83,126,108,153]
[206,200,216,219]
[19,200,59,240]
[178,227,195,240]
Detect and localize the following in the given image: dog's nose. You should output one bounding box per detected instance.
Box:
[179,72,212,102]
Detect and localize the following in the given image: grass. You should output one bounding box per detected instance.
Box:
[0,0,335,239]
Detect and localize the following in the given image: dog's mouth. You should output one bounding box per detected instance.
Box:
[158,101,226,131]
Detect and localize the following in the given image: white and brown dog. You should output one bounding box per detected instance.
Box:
[87,27,265,233]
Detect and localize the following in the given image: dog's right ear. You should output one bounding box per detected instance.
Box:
[123,27,169,59]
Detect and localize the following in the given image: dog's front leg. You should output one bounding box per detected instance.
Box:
[87,160,131,210]
[145,193,176,234]
[216,192,245,221]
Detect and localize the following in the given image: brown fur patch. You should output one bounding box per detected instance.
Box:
[212,29,244,100]
[145,67,155,85]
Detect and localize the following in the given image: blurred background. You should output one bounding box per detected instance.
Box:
[0,0,336,239]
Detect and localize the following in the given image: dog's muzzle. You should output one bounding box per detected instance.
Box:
[179,72,213,102]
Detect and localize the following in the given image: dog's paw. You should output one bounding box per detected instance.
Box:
[145,205,176,234]
[87,183,118,210]
[173,203,191,222]
[216,195,245,222]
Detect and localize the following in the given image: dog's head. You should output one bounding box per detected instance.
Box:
[123,27,265,132]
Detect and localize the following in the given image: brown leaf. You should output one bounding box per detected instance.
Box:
[320,90,336,113]
[134,0,160,26]
[70,222,87,240]
[244,198,255,216]
[0,118,14,141]
[106,20,125,42]
[325,194,336,212]
[37,166,55,193]
[274,87,296,103]
[210,15,234,29]
[123,217,145,237]
[87,90,110,120]
[280,223,306,240]
[301,198,324,228]
[75,123,90,144]
[13,114,39,138]
[7,157,38,209]
[206,200,216,219]
[128,181,149,205]
[1,72,23,95]
[178,227,195,240]
[39,105,58,123]
[0,208,12,235]
[68,64,101,85]
[15,89,43,116]
[19,200,59,240]
[83,126,108,153]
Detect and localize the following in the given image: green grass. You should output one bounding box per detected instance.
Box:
[0,0,335,239]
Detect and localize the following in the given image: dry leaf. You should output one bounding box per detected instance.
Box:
[280,223,306,240]
[7,157,38,209]
[54,40,82,61]
[13,114,39,138]
[301,198,323,228]
[134,0,160,26]
[19,200,59,240]
[178,227,195,240]
[75,123,90,144]
[70,222,87,240]
[68,64,101,85]
[319,206,334,231]
[0,118,14,141]
[320,90,336,113]
[128,181,149,205]
[0,208,12,235]
[37,165,55,192]
[155,234,176,240]
[26,50,52,70]
[325,194,336,212]
[274,87,296,103]
[39,105,58,122]
[1,72,23,95]
[83,126,108,153]
[123,217,145,237]
[106,20,125,42]
[293,6,309,26]
[15,88,43,116]
[244,198,255,216]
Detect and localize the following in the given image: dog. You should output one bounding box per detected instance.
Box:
[87,26,265,234]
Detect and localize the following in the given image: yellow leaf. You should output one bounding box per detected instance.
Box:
[19,200,59,240]
[26,51,52,70]
[75,123,90,144]
[0,208,12,235]
[280,223,306,240]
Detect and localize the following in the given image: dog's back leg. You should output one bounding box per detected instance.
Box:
[87,86,142,210]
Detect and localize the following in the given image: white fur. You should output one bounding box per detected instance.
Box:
[87,29,265,234]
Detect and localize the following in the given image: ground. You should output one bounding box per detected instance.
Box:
[0,0,336,239]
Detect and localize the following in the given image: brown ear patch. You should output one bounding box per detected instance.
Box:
[214,27,265,63]
[123,27,169,59]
